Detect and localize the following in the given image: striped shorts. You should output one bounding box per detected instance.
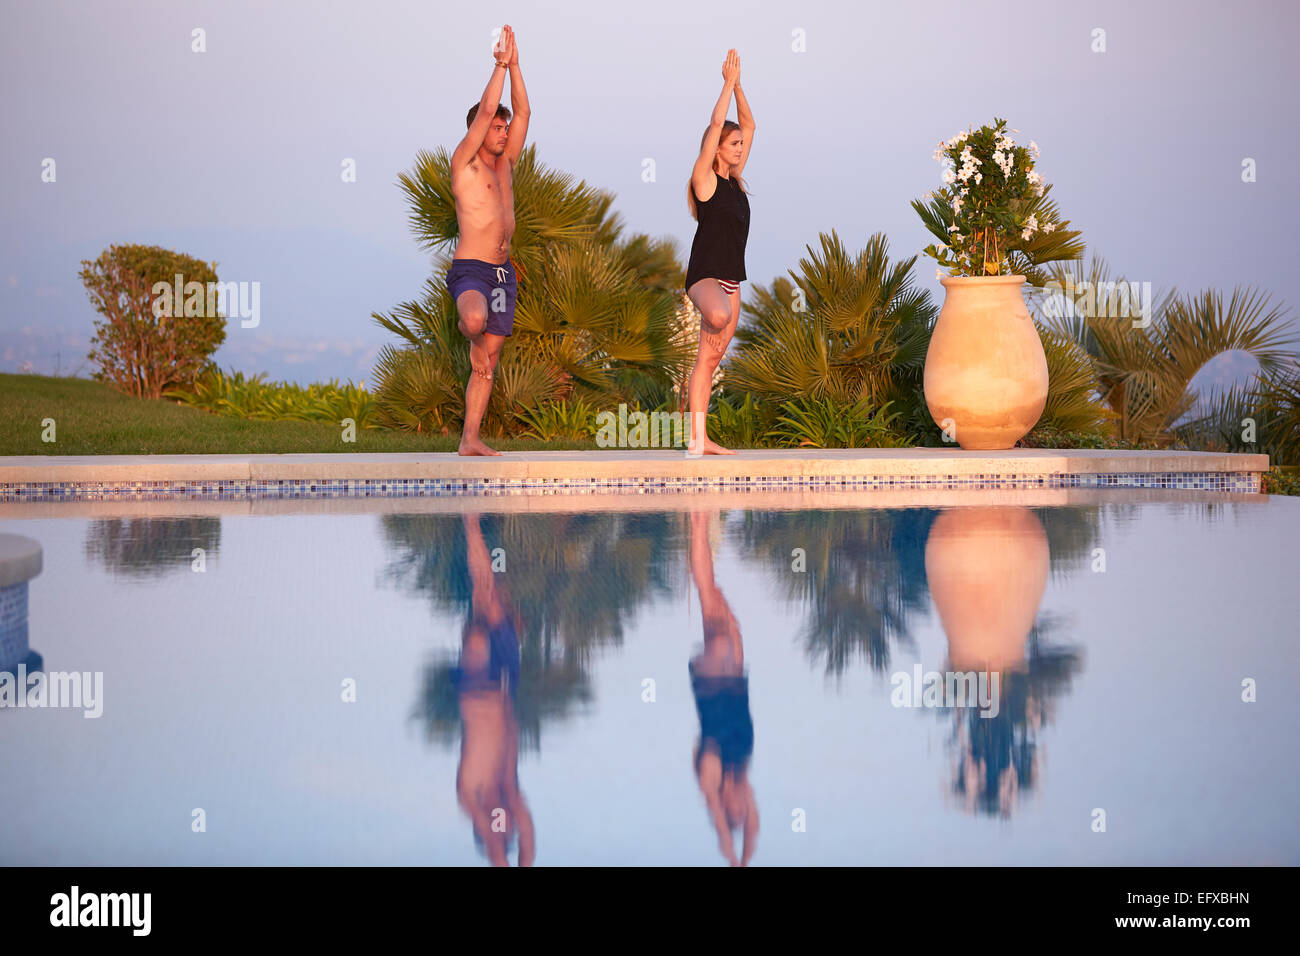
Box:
[716,279,740,295]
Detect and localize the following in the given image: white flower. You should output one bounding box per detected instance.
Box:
[1025,215,1038,232]
[948,225,959,232]
[1029,139,1041,158]
[1036,185,1045,197]
[952,197,963,214]
[1021,228,1032,240]
[1042,221,1057,234]
[942,169,956,184]
[974,172,983,184]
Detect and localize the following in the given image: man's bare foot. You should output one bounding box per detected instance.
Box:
[459,438,502,456]
[686,437,737,456]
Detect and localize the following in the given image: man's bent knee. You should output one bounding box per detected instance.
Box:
[459,310,488,337]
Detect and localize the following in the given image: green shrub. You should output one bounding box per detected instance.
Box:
[1262,466,1300,496]
[168,368,378,429]
[80,243,227,398]
[765,397,913,449]
[515,397,598,442]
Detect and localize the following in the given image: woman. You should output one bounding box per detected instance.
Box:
[683,49,755,456]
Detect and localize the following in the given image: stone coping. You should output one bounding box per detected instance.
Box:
[0,533,43,588]
[0,448,1270,484]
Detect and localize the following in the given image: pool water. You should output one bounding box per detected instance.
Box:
[1,490,1297,865]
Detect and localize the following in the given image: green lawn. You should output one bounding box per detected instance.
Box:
[0,373,595,455]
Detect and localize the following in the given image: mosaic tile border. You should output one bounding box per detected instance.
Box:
[0,471,1262,502]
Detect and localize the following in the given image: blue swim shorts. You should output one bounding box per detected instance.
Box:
[446,257,518,337]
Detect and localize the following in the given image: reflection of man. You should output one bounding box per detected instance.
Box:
[453,513,534,866]
[687,510,758,865]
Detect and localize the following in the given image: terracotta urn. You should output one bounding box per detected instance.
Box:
[924,275,1048,450]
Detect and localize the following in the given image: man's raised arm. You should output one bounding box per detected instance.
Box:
[502,26,530,165]
[452,38,511,168]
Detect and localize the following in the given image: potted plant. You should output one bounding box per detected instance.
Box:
[912,118,1084,449]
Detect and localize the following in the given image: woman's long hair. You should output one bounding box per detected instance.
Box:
[687,120,750,220]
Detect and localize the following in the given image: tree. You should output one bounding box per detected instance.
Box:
[372,146,692,435]
[80,243,226,398]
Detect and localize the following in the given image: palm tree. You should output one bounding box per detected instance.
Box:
[725,231,937,434]
[372,146,693,435]
[1174,358,1300,465]
[1033,256,1297,444]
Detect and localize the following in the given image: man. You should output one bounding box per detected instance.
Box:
[447,24,530,456]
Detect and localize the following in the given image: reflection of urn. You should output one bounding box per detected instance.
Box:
[0,534,43,675]
[924,507,1048,670]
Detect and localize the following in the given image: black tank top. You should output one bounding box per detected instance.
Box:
[685,172,750,290]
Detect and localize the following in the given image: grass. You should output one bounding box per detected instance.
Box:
[2,374,1295,499]
[0,374,597,455]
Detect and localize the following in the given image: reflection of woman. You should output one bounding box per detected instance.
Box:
[687,510,758,865]
[453,513,535,866]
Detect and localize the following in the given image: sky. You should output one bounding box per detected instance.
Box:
[1,0,1297,387]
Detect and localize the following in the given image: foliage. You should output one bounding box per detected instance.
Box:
[1261,466,1300,496]
[374,145,692,436]
[724,231,938,446]
[912,118,1084,283]
[79,243,227,398]
[1018,424,1188,451]
[766,397,913,449]
[1034,256,1297,444]
[708,393,776,448]
[167,368,378,428]
[515,396,599,442]
[1173,359,1300,466]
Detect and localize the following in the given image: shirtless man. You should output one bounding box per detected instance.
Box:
[447,24,531,456]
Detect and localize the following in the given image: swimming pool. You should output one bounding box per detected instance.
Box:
[1,488,1297,865]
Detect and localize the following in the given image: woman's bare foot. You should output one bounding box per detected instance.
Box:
[459,438,501,456]
[686,437,737,456]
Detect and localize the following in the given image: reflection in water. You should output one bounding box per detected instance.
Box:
[389,506,1096,837]
[925,507,1083,817]
[451,514,534,866]
[687,510,758,866]
[84,518,221,577]
[393,512,678,751]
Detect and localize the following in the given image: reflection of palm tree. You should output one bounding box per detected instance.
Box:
[737,508,936,674]
[949,623,1081,818]
[687,510,757,866]
[83,518,221,578]
[387,511,678,749]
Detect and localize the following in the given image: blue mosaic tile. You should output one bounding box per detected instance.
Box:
[0,470,1263,502]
